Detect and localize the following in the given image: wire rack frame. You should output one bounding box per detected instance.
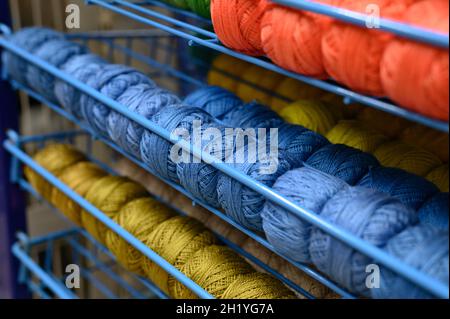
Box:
[1,30,448,299]
[86,0,449,133]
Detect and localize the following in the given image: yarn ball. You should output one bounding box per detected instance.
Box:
[221,273,296,299]
[270,78,325,111]
[25,144,86,202]
[142,216,216,295]
[109,84,181,157]
[261,1,336,78]
[326,120,388,154]
[207,54,250,93]
[186,0,211,18]
[309,186,417,296]
[305,144,380,185]
[222,101,284,129]
[261,167,349,264]
[372,225,449,298]
[105,198,174,275]
[280,99,340,135]
[81,176,148,245]
[358,166,439,211]
[81,64,155,136]
[172,245,255,299]
[356,108,411,139]
[374,141,442,177]
[140,106,215,183]
[26,39,88,101]
[211,0,269,56]
[51,162,107,225]
[54,54,105,120]
[400,124,449,163]
[236,65,284,105]
[322,0,416,95]
[183,86,242,121]
[418,193,449,230]
[426,165,449,192]
[3,27,62,84]
[381,0,449,121]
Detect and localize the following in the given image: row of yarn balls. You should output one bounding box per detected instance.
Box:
[3,27,448,298]
[210,0,449,121]
[24,143,296,299]
[207,54,449,192]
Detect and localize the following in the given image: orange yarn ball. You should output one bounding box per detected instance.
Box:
[322,0,415,96]
[261,1,336,78]
[211,0,269,56]
[380,0,449,121]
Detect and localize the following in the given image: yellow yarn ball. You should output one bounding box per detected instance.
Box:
[280,99,341,136]
[81,176,148,244]
[400,124,449,163]
[221,273,296,299]
[172,245,254,299]
[426,165,449,192]
[357,108,411,138]
[374,141,442,177]
[236,65,284,105]
[270,78,324,111]
[142,216,216,295]
[25,144,86,201]
[105,197,175,275]
[51,162,107,224]
[207,55,250,93]
[326,120,388,153]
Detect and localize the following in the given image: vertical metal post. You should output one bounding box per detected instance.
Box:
[0,0,29,299]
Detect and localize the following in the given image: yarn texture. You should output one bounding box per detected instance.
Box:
[418,193,449,230]
[426,165,449,192]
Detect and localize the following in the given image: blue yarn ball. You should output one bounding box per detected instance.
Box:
[108,84,181,156]
[176,122,233,207]
[358,166,439,211]
[277,124,330,168]
[3,27,62,84]
[183,86,243,121]
[140,106,214,183]
[418,193,449,230]
[261,167,349,263]
[309,186,417,296]
[26,39,88,102]
[372,225,449,298]
[221,102,284,128]
[54,54,105,120]
[305,144,380,185]
[81,64,155,136]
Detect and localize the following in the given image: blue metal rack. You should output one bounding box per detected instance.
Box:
[0,27,448,299]
[85,0,449,132]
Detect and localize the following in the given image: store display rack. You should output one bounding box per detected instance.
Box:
[0,0,448,300]
[86,0,449,132]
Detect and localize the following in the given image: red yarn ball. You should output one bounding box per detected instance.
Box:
[381,0,449,121]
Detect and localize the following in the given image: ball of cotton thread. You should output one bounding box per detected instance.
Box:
[418,193,449,230]
[426,165,449,192]
[221,101,284,129]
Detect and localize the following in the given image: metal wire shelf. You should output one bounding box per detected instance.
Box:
[0,30,448,299]
[85,0,449,133]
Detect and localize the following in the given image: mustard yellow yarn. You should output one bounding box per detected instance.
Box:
[51,162,107,225]
[207,55,249,93]
[374,141,442,177]
[400,124,449,163]
[172,245,254,299]
[142,216,216,295]
[357,108,411,138]
[270,77,324,111]
[25,144,86,201]
[426,165,449,192]
[280,99,341,136]
[326,120,388,153]
[81,176,148,244]
[105,197,175,275]
[236,65,284,105]
[221,273,296,299]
